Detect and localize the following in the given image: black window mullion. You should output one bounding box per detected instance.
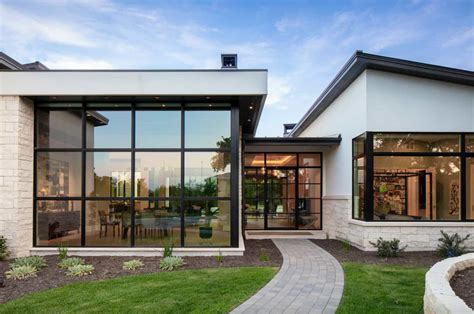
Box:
[461,134,466,221]
[33,105,38,246]
[180,103,185,247]
[365,132,374,221]
[130,102,136,247]
[81,101,86,247]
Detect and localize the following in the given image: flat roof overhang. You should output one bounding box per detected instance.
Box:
[244,135,341,152]
[0,69,267,135]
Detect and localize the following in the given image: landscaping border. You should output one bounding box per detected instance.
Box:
[424,253,474,313]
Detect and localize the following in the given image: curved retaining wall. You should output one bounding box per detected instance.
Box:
[424,253,474,314]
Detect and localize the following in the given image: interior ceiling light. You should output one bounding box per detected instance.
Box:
[249,106,253,110]
[162,104,166,107]
[247,119,251,122]
[51,96,57,99]
[209,104,213,107]
[206,96,211,99]
[154,96,160,100]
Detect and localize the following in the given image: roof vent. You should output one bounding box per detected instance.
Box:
[221,54,237,69]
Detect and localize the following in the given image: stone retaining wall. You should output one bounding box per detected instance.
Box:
[424,253,474,314]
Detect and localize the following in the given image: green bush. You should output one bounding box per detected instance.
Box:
[0,236,10,261]
[10,256,47,270]
[57,244,68,260]
[215,250,224,264]
[66,264,94,277]
[5,265,37,280]
[370,238,406,258]
[341,239,352,251]
[163,241,174,258]
[123,259,144,271]
[159,256,184,271]
[58,257,85,269]
[258,248,269,262]
[437,230,471,257]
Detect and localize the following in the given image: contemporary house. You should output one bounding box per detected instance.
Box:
[0,51,472,257]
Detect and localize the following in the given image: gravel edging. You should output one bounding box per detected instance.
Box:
[0,240,282,304]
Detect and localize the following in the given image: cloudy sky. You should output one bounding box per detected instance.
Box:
[1,0,473,136]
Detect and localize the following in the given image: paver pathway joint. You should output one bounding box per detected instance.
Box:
[231,239,344,314]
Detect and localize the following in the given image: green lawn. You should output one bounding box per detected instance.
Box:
[337,263,428,314]
[0,267,277,314]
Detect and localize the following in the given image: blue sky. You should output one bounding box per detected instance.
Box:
[1,0,473,136]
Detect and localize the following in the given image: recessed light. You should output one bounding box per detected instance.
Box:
[209,104,213,107]
[162,104,166,107]
[154,96,160,100]
[249,106,253,110]
[206,96,211,99]
[247,119,251,122]
[51,96,57,99]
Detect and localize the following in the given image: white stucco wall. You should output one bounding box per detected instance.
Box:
[299,71,367,198]
[366,70,474,132]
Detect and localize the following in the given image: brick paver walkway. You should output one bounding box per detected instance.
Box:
[231,239,344,314]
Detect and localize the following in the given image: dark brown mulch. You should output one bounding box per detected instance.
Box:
[450,267,474,309]
[311,239,443,267]
[0,239,282,304]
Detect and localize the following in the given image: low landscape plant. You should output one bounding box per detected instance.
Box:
[159,256,184,271]
[66,264,94,277]
[10,256,47,270]
[58,257,85,269]
[0,236,10,261]
[341,239,352,251]
[57,244,68,260]
[163,241,174,258]
[370,238,406,258]
[215,250,224,264]
[258,248,269,262]
[123,259,144,271]
[5,265,37,280]
[437,230,471,257]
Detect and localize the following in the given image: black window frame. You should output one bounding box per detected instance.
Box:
[352,131,474,222]
[242,152,323,230]
[33,101,239,248]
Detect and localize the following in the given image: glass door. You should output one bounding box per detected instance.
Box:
[266,168,297,229]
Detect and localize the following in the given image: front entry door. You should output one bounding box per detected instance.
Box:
[265,168,297,229]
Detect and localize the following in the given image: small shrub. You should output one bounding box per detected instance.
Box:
[5,265,37,280]
[437,230,471,257]
[215,250,224,264]
[258,248,269,262]
[159,256,184,271]
[66,264,94,277]
[57,244,68,260]
[58,257,85,269]
[370,238,406,258]
[0,236,10,261]
[341,239,352,251]
[163,241,174,258]
[10,256,47,270]
[123,259,144,271]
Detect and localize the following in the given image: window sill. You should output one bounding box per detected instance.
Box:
[348,219,474,227]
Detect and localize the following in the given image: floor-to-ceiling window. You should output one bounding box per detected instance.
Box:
[35,102,236,247]
[243,153,322,230]
[353,132,474,222]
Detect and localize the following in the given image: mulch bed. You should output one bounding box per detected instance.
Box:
[450,267,474,309]
[311,239,443,267]
[0,239,282,304]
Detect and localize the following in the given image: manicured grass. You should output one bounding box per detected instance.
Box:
[0,267,277,313]
[337,263,428,314]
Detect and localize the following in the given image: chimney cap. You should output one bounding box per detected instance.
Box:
[221,54,237,69]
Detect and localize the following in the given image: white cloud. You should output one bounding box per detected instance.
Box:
[0,4,95,47]
[443,28,474,47]
[266,75,291,110]
[275,17,304,32]
[43,55,114,69]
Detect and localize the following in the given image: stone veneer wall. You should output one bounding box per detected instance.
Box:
[323,197,474,251]
[0,96,34,258]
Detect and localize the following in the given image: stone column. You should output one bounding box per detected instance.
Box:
[0,96,34,257]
